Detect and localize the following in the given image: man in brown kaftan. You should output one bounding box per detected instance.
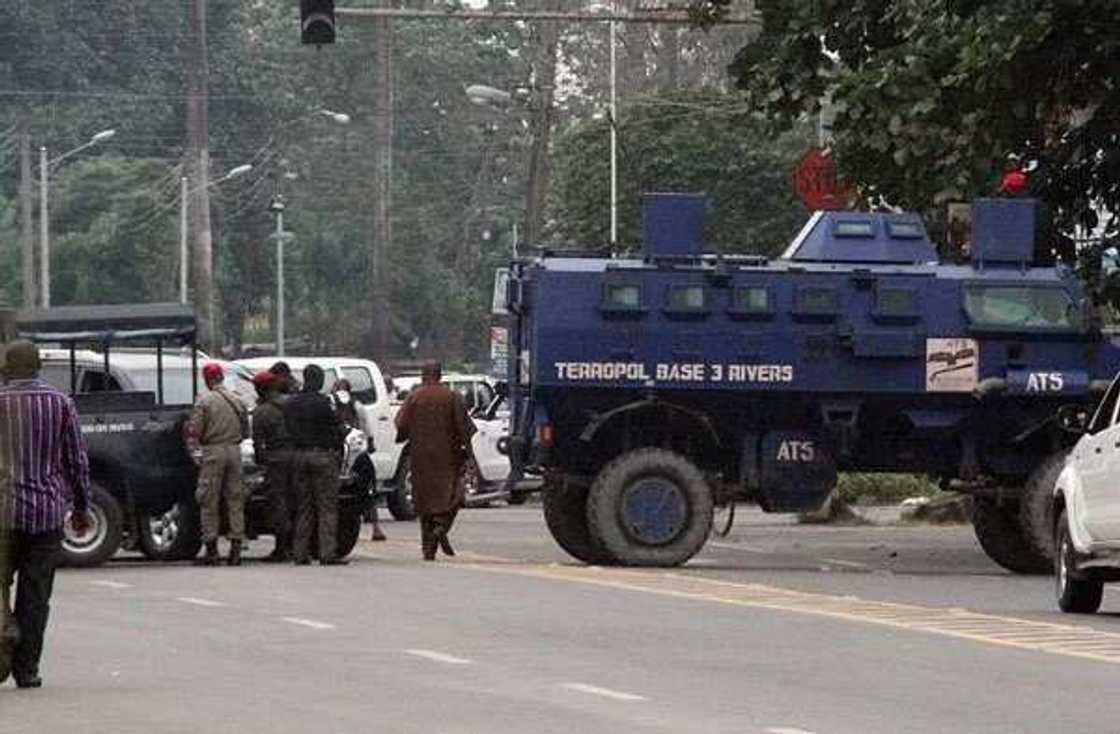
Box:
[394,362,476,560]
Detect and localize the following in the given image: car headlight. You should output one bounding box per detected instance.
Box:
[345,429,368,455]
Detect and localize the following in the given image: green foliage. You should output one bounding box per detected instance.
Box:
[690,0,1120,258]
[1,2,781,361]
[550,90,809,255]
[836,473,940,505]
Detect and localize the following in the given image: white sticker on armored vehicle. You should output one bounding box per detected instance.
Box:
[925,338,978,392]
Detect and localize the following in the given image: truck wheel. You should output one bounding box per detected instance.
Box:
[1019,451,1067,570]
[461,460,487,508]
[1055,509,1103,613]
[585,448,713,567]
[971,497,1050,574]
[62,484,124,568]
[138,502,202,561]
[542,479,615,565]
[335,510,362,558]
[387,458,417,521]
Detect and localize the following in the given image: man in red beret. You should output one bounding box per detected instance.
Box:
[184,363,249,566]
[251,370,295,562]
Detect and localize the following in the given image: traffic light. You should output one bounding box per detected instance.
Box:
[300,0,336,45]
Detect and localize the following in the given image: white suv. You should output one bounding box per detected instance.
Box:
[1052,376,1120,613]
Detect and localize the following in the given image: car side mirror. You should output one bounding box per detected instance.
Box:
[1056,404,1091,435]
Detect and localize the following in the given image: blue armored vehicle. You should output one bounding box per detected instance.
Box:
[502,195,1120,571]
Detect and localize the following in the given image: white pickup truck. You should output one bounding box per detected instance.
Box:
[237,356,415,519]
[1051,375,1120,613]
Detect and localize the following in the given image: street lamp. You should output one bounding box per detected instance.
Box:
[316,108,351,124]
[267,195,292,356]
[262,108,350,354]
[468,70,618,249]
[40,127,117,307]
[466,84,514,107]
[179,163,253,304]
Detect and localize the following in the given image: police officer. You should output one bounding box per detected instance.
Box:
[185,363,249,566]
[252,371,294,563]
[283,364,348,566]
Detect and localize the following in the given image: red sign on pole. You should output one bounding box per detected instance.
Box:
[792,147,849,211]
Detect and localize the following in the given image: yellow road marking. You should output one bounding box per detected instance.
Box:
[355,539,1120,665]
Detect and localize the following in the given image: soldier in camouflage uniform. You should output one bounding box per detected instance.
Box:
[251,371,294,563]
[282,364,348,566]
[184,363,249,566]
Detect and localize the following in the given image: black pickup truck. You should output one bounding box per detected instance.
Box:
[10,304,372,566]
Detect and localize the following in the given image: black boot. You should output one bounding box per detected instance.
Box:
[228,539,243,567]
[195,540,219,566]
[0,614,19,686]
[435,528,455,557]
[264,536,290,563]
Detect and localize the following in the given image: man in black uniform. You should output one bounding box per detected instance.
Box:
[251,371,294,563]
[282,365,348,566]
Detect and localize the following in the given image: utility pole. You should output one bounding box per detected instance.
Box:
[524,0,562,248]
[179,176,188,304]
[368,0,394,359]
[39,146,48,308]
[19,125,34,308]
[186,0,215,349]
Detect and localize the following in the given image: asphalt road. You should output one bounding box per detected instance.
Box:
[6,506,1120,734]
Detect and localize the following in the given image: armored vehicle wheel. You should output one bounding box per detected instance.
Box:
[1019,451,1067,571]
[542,479,616,565]
[335,509,362,558]
[971,497,1050,574]
[1055,510,1103,614]
[507,491,528,506]
[138,502,202,561]
[387,458,417,521]
[62,484,124,567]
[585,449,713,567]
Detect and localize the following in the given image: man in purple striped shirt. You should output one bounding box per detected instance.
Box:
[0,340,92,689]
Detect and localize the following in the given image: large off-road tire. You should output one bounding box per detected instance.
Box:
[1055,509,1103,614]
[138,502,202,561]
[1019,451,1068,570]
[62,484,124,568]
[387,457,417,521]
[585,448,713,567]
[542,478,615,565]
[971,497,1051,574]
[335,509,362,558]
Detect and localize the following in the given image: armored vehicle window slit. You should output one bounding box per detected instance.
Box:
[874,287,919,320]
[664,285,709,318]
[833,220,875,238]
[600,283,646,317]
[729,285,773,320]
[886,221,923,239]
[963,284,1080,332]
[793,286,839,320]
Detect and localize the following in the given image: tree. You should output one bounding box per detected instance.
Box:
[690,0,1120,243]
[550,89,808,255]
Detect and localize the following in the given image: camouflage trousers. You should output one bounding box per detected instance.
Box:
[291,449,340,562]
[196,444,245,543]
[265,450,295,553]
